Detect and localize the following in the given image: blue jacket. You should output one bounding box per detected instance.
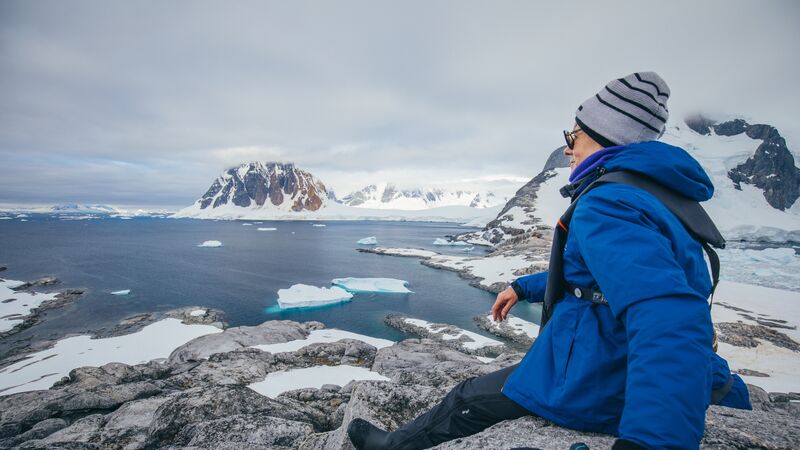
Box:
[502,141,751,449]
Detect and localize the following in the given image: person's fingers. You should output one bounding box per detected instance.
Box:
[501,298,517,320]
[491,298,502,321]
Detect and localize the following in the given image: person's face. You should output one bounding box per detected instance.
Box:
[563,126,600,172]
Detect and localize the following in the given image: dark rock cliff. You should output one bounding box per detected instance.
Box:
[685,115,800,211]
[198,162,328,212]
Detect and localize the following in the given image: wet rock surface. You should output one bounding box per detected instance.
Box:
[715,321,800,352]
[0,319,798,449]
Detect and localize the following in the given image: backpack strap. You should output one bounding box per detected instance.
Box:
[539,170,725,331]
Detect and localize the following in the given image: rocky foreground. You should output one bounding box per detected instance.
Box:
[1,319,798,450]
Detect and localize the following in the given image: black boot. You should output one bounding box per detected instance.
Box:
[347,418,389,450]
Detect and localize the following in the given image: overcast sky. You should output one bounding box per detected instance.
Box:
[1,0,798,208]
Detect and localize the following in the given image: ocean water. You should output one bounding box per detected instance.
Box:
[0,216,542,354]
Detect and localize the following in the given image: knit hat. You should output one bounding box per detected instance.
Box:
[575,71,670,147]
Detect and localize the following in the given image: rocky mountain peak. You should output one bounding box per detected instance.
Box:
[685,117,799,211]
[196,162,328,212]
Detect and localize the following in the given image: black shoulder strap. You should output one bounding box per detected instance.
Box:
[539,170,725,331]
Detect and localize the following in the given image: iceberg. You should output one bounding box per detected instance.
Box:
[331,277,412,293]
[198,240,223,248]
[111,289,130,296]
[248,365,389,398]
[357,236,377,245]
[257,227,277,231]
[242,223,253,226]
[312,223,327,227]
[277,284,353,309]
[433,237,469,246]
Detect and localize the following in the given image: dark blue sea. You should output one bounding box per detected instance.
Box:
[0,216,542,353]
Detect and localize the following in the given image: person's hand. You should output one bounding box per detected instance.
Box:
[492,286,519,322]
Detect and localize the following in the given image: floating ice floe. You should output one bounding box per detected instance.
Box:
[461,246,475,252]
[0,279,58,333]
[357,236,377,245]
[111,290,130,296]
[369,248,438,258]
[189,309,207,317]
[252,328,393,354]
[277,284,354,309]
[0,217,12,220]
[20,219,28,222]
[248,365,389,398]
[331,277,412,293]
[198,240,223,248]
[0,318,222,395]
[242,223,253,226]
[433,237,469,246]
[257,227,277,231]
[312,224,326,227]
[403,318,502,350]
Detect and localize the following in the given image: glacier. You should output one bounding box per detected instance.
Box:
[276,284,353,310]
[331,277,412,293]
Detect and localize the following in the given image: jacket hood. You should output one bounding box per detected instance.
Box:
[603,141,714,201]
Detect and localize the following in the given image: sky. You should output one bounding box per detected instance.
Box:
[1,0,798,208]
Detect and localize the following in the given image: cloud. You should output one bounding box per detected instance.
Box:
[1,0,798,206]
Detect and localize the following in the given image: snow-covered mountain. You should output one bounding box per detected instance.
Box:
[339,183,503,210]
[174,162,502,223]
[176,162,329,217]
[465,116,800,245]
[50,203,120,214]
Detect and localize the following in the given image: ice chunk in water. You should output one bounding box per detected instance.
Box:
[433,238,468,246]
[277,284,353,309]
[312,224,326,227]
[257,227,277,231]
[357,236,377,245]
[111,290,130,296]
[198,240,223,248]
[331,277,412,293]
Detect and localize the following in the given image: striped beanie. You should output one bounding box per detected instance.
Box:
[575,72,670,147]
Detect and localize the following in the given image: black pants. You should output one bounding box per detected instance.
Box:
[384,364,531,450]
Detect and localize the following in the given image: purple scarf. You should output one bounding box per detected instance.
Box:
[568,145,625,182]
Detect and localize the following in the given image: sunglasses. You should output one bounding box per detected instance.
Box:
[563,128,583,150]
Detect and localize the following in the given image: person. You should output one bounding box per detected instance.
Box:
[347,72,751,450]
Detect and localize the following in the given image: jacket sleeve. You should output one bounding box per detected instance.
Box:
[571,186,713,449]
[511,271,548,303]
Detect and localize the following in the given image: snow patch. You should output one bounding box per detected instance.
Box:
[403,318,503,350]
[248,365,389,398]
[0,279,58,333]
[252,329,394,354]
[0,318,222,395]
[189,309,207,317]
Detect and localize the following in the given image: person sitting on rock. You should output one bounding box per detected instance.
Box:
[347,71,752,450]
